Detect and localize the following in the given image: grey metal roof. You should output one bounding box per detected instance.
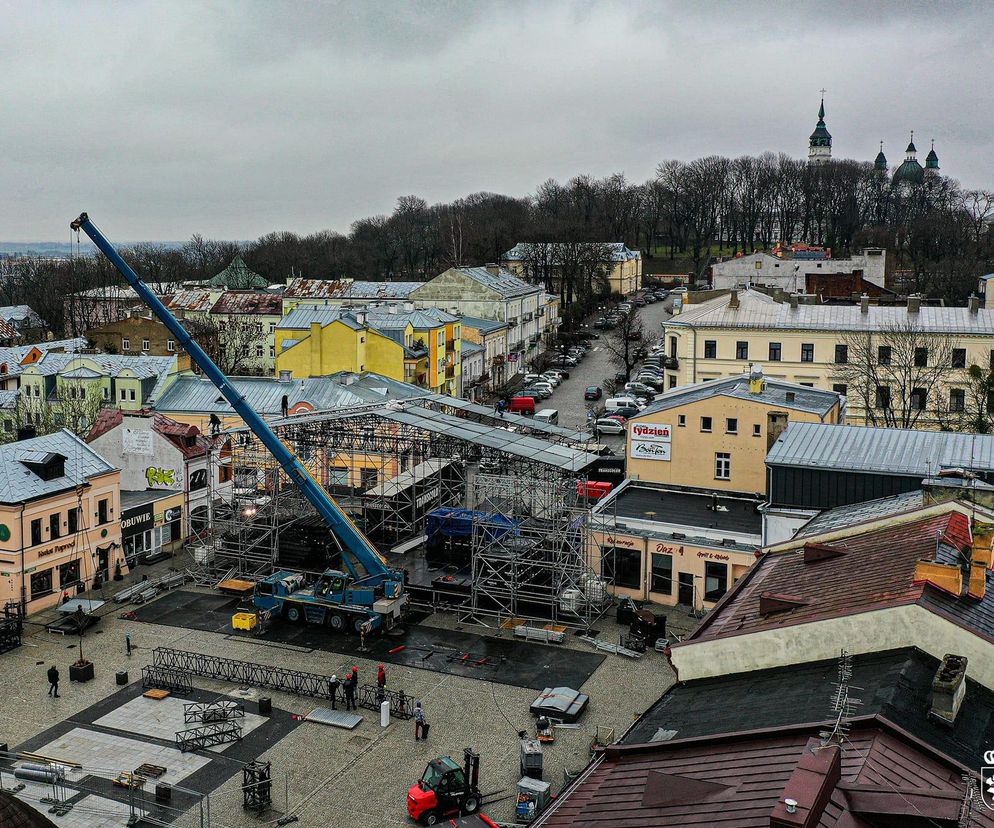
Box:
[279,304,456,335]
[766,421,994,476]
[460,339,484,355]
[0,389,18,410]
[0,305,46,327]
[0,338,87,378]
[793,490,927,538]
[278,305,362,331]
[24,353,176,400]
[284,279,422,300]
[444,267,540,299]
[459,316,508,333]
[632,374,839,420]
[0,429,117,504]
[668,288,994,335]
[154,371,429,416]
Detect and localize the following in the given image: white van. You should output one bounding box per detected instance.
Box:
[534,408,559,425]
[604,396,641,412]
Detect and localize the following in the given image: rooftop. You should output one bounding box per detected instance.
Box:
[632,373,840,420]
[793,490,926,538]
[503,242,642,263]
[210,290,283,315]
[437,266,540,299]
[120,487,182,510]
[206,256,269,290]
[669,287,994,334]
[22,353,177,400]
[284,278,423,300]
[0,429,117,505]
[458,315,509,334]
[591,480,763,538]
[766,421,994,477]
[86,409,213,459]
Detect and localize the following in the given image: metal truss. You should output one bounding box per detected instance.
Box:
[242,761,272,814]
[152,647,413,719]
[175,720,243,752]
[0,602,22,655]
[141,664,193,695]
[183,699,245,724]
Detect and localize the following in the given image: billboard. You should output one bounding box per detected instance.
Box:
[630,422,672,461]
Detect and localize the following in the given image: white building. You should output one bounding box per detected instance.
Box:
[711,248,887,292]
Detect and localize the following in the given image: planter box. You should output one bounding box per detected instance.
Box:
[70,661,94,683]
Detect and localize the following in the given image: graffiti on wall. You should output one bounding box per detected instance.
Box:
[146,466,176,487]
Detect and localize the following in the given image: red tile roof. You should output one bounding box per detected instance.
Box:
[536,726,990,827]
[682,511,973,646]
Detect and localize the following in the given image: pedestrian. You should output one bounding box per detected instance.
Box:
[47,665,60,698]
[125,632,132,657]
[344,668,357,711]
[376,664,386,703]
[414,700,427,741]
[328,674,340,710]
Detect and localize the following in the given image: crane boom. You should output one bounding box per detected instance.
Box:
[70,213,394,584]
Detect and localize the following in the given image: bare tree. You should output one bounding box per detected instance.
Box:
[603,309,646,383]
[834,323,956,428]
[185,316,267,376]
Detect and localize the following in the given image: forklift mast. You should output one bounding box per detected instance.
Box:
[463,748,480,792]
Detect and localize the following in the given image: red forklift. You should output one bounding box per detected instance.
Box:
[407,749,483,825]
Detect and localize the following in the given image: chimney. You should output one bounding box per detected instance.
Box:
[278,370,292,382]
[929,654,968,727]
[404,302,415,312]
[969,294,980,315]
[788,293,798,309]
[355,311,366,325]
[769,740,841,828]
[785,391,795,403]
[485,263,500,276]
[389,304,398,314]
[908,294,921,314]
[729,290,740,309]
[860,294,869,314]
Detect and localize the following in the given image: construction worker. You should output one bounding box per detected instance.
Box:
[328,674,340,710]
[376,664,386,702]
[344,668,358,711]
[47,665,60,698]
[414,701,427,741]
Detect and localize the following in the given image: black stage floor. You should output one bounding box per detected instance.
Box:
[131,590,604,690]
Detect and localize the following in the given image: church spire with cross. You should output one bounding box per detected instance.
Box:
[808,90,832,165]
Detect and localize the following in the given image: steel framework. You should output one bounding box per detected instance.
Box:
[183,699,246,724]
[175,720,243,752]
[141,664,193,695]
[151,647,413,719]
[0,602,23,655]
[242,761,272,814]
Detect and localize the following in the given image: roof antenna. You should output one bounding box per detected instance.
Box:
[959,771,981,827]
[819,649,862,746]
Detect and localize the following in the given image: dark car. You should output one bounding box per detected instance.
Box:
[516,390,543,401]
[614,406,640,419]
[584,386,602,400]
[614,372,627,384]
[577,331,600,341]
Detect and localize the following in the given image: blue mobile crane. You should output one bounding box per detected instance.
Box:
[70,213,407,632]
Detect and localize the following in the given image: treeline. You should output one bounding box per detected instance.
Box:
[3,154,992,337]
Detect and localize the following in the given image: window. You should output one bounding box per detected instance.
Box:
[167,340,175,352]
[255,323,263,333]
[650,553,673,595]
[120,387,127,400]
[67,508,78,535]
[726,418,738,434]
[269,346,275,358]
[832,383,848,396]
[715,452,731,480]
[800,382,814,387]
[701,416,712,433]
[269,323,277,334]
[219,321,226,331]
[102,387,109,399]
[952,348,967,369]
[768,342,781,362]
[910,387,927,411]
[735,341,749,360]
[129,389,136,401]
[58,560,80,589]
[990,349,994,370]
[30,568,53,599]
[142,338,150,351]
[878,346,891,365]
[328,467,350,487]
[219,464,233,483]
[704,340,716,359]
[914,347,928,367]
[97,498,109,525]
[49,513,61,540]
[601,546,641,590]
[950,388,966,412]
[256,344,264,358]
[834,344,848,364]
[668,375,677,389]
[669,337,677,358]
[190,469,208,491]
[30,518,42,546]
[677,415,686,427]
[2,420,9,433]
[875,385,891,409]
[704,561,728,602]
[801,343,814,362]
[753,424,761,436]
[122,337,130,350]
[988,390,994,414]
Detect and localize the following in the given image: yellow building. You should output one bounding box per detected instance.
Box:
[626,369,843,495]
[587,481,762,611]
[502,242,642,297]
[275,304,461,395]
[0,429,125,615]
[663,288,994,428]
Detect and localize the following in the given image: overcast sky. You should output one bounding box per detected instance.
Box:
[3,0,991,241]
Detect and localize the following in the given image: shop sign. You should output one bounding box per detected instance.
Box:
[605,535,638,548]
[37,540,76,559]
[121,504,154,537]
[697,550,731,562]
[630,423,672,461]
[654,542,685,556]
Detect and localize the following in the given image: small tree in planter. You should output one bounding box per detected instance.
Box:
[113,560,123,581]
[69,606,94,682]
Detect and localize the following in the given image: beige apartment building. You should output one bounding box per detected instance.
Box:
[626,370,842,495]
[502,242,642,297]
[662,289,994,427]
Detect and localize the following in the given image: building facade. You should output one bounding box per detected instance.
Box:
[663,288,994,427]
[0,429,125,615]
[459,316,510,389]
[502,242,642,296]
[626,370,842,495]
[710,247,886,291]
[86,313,191,364]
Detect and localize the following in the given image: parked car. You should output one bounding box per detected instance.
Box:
[593,317,610,328]
[558,356,578,367]
[671,287,688,295]
[539,373,561,387]
[605,413,628,423]
[625,382,656,399]
[594,417,625,435]
[543,370,567,383]
[644,295,657,304]
[634,298,646,307]
[637,376,666,391]
[516,390,543,401]
[577,331,599,341]
[584,386,603,400]
[614,406,641,419]
[524,373,542,384]
[527,385,552,399]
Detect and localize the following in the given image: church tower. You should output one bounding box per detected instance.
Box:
[808,94,832,165]
[925,139,940,178]
[874,141,887,171]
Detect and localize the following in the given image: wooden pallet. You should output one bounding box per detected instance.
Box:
[217,578,255,596]
[143,688,171,700]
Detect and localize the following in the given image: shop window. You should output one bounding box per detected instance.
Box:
[30,568,54,599]
[30,518,42,546]
[601,546,641,590]
[58,560,80,588]
[650,553,672,595]
[704,561,728,602]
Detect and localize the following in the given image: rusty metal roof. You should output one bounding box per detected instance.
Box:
[210,291,283,315]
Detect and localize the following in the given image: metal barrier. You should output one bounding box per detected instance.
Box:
[142,665,193,695]
[151,647,412,719]
[183,700,245,724]
[175,720,242,752]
